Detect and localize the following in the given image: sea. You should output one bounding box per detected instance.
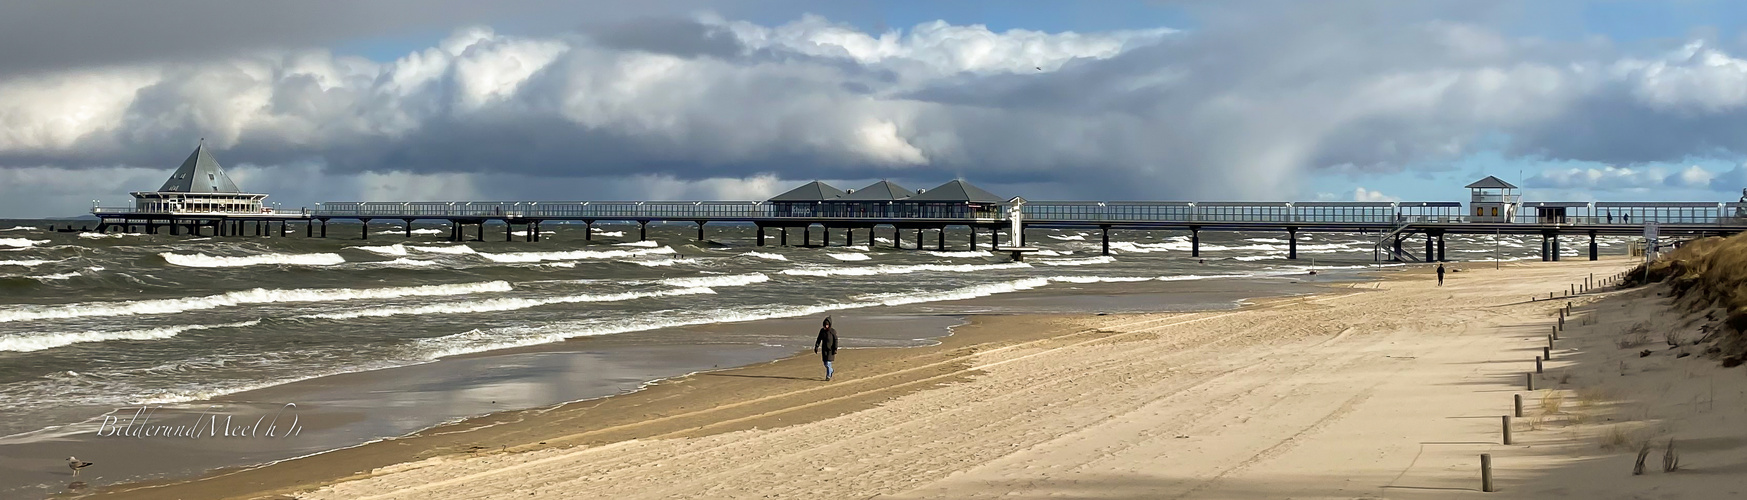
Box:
[0,220,1623,494]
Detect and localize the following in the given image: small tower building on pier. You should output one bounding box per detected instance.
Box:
[1466,176,1519,223]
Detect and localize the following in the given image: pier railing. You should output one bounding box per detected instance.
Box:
[278,200,1747,226]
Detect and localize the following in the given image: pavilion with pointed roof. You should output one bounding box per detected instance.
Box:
[129,142,271,215]
[827,180,917,217]
[766,181,845,217]
[900,179,1005,218]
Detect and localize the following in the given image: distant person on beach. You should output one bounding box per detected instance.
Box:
[1436,263,1445,286]
[815,317,839,381]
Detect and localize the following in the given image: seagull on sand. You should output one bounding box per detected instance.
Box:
[67,456,93,477]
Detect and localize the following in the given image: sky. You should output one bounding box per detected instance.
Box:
[7,0,1747,217]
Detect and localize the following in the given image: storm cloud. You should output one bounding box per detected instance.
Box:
[7,1,1747,217]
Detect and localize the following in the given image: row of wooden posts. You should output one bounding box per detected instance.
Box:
[1483,270,1627,492]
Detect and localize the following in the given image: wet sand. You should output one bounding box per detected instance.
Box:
[38,276,1328,498]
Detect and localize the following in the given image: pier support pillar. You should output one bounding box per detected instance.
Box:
[280,221,288,237]
[1191,227,1201,257]
[697,221,706,241]
[756,226,766,246]
[1588,230,1599,261]
[1102,225,1112,256]
[991,228,1000,249]
[532,221,541,242]
[894,227,902,249]
[1289,228,1299,260]
[1552,233,1562,261]
[475,222,484,242]
[320,219,328,238]
[970,227,977,250]
[1392,234,1404,262]
[845,228,853,247]
[1437,232,1446,262]
[305,221,312,237]
[361,219,370,240]
[1019,225,1026,247]
[639,222,648,242]
[405,219,415,238]
[1425,232,1434,263]
[803,226,811,247]
[584,222,593,241]
[938,227,946,250]
[1540,235,1550,261]
[780,227,788,246]
[868,226,875,247]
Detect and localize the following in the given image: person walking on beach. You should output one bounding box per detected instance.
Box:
[1436,263,1446,286]
[815,317,839,381]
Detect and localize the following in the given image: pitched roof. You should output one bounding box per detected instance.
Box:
[157,143,243,193]
[905,179,1004,203]
[1464,176,1517,189]
[768,181,846,202]
[837,180,916,201]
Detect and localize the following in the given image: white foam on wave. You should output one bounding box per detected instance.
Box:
[842,245,870,251]
[628,258,701,267]
[0,259,58,267]
[615,241,659,247]
[924,251,991,258]
[739,251,788,261]
[1047,276,1154,283]
[0,226,35,231]
[781,261,1031,277]
[476,246,674,263]
[375,228,447,235]
[0,238,47,248]
[409,245,477,254]
[593,230,625,237]
[1232,255,1282,261]
[161,252,346,267]
[1107,241,1177,253]
[1037,256,1115,266]
[351,244,409,256]
[0,280,512,323]
[0,320,262,352]
[371,258,438,267]
[827,253,872,261]
[858,277,1052,306]
[658,273,769,288]
[28,272,80,281]
[78,233,141,239]
[1047,234,1086,241]
[1157,274,1252,281]
[416,278,1055,360]
[302,287,714,320]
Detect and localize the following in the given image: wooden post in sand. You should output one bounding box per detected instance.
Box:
[1526,373,1534,391]
[1536,356,1543,373]
[1502,416,1513,445]
[1482,454,1495,492]
[1544,346,1552,361]
[1548,335,1555,349]
[1514,394,1524,417]
[1552,325,1558,341]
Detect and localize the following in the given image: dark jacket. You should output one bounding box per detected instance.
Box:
[815,327,838,361]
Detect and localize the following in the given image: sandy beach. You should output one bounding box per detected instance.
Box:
[89,255,1747,499]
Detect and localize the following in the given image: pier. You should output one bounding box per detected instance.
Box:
[90,150,1747,262]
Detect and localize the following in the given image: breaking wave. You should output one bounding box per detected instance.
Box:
[161,252,346,267]
[0,281,512,323]
[302,287,714,320]
[781,262,1031,277]
[0,320,262,352]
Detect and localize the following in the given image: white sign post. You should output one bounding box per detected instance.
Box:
[1644,221,1659,282]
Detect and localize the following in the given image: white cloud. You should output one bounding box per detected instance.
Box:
[1353,187,1399,202]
